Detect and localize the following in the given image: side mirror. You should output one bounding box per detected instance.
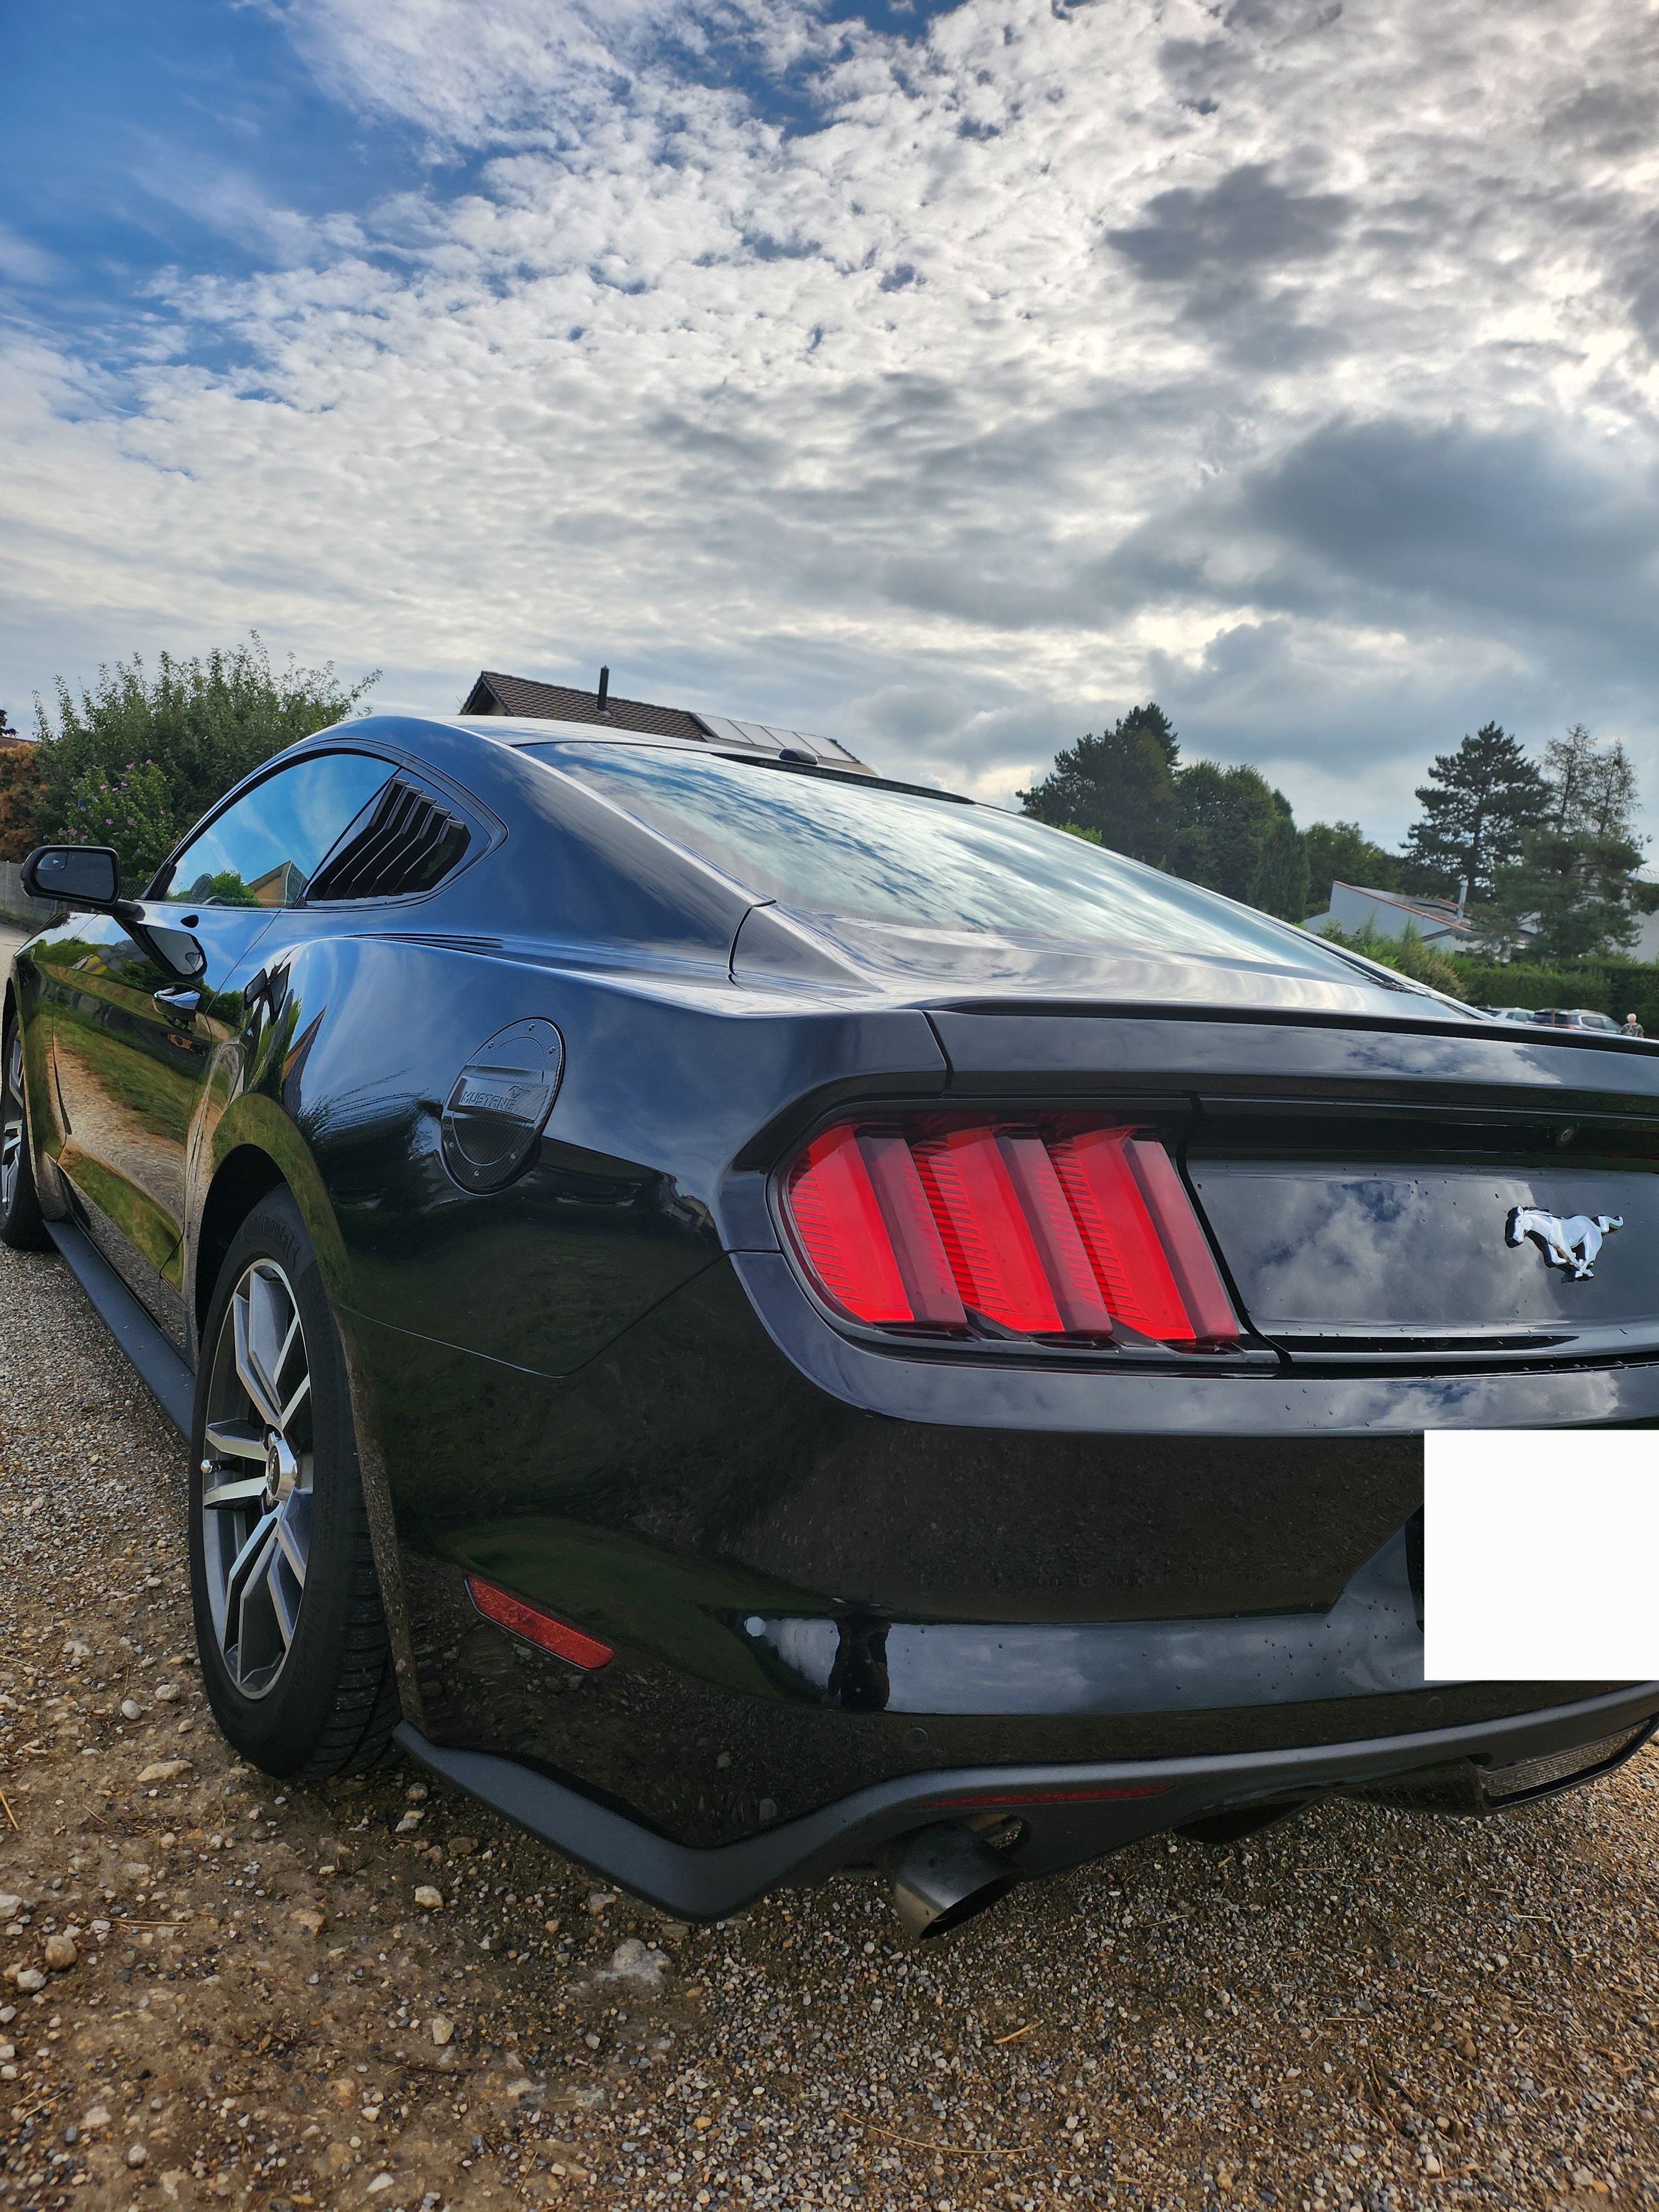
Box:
[22,844,123,910]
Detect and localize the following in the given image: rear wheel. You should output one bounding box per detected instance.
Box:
[1,1011,51,1251]
[189,1188,400,1775]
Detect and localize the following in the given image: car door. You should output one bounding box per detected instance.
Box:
[46,749,397,1343]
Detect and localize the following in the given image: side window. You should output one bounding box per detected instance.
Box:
[159,753,393,906]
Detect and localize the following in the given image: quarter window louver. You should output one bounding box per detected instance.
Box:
[305,776,472,901]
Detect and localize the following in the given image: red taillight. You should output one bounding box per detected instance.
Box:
[780,1118,1237,1350]
[466,1575,614,1670]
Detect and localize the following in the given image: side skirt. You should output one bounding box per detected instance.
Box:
[46,1218,195,1433]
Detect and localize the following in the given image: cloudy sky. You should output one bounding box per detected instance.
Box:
[5,0,1658,838]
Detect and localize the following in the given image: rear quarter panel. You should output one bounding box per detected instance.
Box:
[205,931,947,1378]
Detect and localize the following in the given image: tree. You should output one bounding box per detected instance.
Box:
[1249,811,1310,921]
[0,723,44,863]
[1488,829,1656,961]
[1020,703,1179,865]
[1303,820,1399,909]
[1399,723,1548,900]
[32,632,377,885]
[1543,723,1639,841]
[1481,726,1653,959]
[1166,760,1284,903]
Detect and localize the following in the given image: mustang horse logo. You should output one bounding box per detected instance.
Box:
[1506,1206,1623,1280]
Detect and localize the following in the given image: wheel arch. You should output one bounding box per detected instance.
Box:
[191,1093,353,1338]
[194,1144,289,1334]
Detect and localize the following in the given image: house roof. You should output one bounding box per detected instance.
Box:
[459,671,873,772]
[461,671,707,742]
[1323,881,1479,938]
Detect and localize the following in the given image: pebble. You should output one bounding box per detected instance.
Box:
[137,1757,190,1784]
[366,2173,394,2194]
[429,2016,454,2046]
[0,1895,20,1919]
[154,1681,181,1703]
[43,1933,77,1970]
[82,2106,111,2129]
[126,2143,147,2167]
[395,1808,424,1833]
[597,1937,664,1987]
[9,1970,45,1994]
[414,1885,444,1910]
[120,1699,142,1720]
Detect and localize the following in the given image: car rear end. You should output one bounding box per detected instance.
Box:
[393,735,1659,1928]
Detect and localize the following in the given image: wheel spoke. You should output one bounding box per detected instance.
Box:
[204,1418,267,1461]
[266,1556,301,1648]
[232,1289,285,1432]
[202,1474,270,1511]
[225,1508,280,1609]
[280,1370,311,1427]
[275,1506,307,1585]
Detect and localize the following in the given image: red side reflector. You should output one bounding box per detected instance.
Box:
[779,1115,1237,1349]
[466,1575,613,1670]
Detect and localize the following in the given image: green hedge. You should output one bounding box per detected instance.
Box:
[1450,961,1659,1029]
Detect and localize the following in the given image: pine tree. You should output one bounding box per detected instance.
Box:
[1399,723,1548,899]
[1019,703,1180,866]
[1249,811,1310,921]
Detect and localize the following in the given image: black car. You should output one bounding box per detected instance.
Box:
[4,715,1656,1938]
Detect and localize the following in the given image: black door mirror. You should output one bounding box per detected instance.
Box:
[22,844,123,909]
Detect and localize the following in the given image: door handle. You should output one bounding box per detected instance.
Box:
[153,985,202,1014]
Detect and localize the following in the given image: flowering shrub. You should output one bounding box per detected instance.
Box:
[63,760,176,886]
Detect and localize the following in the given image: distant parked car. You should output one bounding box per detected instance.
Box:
[1536,1008,1621,1034]
[1485,1005,1543,1025]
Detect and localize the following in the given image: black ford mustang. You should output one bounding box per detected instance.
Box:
[4,715,1656,1938]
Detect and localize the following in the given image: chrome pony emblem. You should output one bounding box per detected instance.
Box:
[1506,1206,1623,1281]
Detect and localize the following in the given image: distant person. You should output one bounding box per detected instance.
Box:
[1623,1011,1645,1037]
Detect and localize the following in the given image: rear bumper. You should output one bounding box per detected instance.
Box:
[395,1679,1659,1918]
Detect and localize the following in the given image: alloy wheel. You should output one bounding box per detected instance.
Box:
[200,1256,315,1698]
[1,1029,24,1215]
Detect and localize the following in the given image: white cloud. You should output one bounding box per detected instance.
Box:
[5,0,1659,841]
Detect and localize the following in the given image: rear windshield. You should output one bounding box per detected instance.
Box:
[524,741,1382,979]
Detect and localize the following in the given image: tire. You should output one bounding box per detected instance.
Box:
[1,1008,53,1251]
[189,1188,401,1776]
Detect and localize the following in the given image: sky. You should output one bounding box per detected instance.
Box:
[3,0,1658,841]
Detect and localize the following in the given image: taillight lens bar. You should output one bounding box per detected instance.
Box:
[780,1118,1238,1350]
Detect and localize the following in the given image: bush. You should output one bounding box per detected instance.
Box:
[1317,920,1469,999]
[60,760,178,886]
[0,740,44,862]
[1449,959,1659,1032]
[33,633,377,889]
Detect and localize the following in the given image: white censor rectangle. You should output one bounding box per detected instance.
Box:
[1425,1432,1659,1680]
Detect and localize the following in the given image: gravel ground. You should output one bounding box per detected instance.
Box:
[2,923,1657,2212]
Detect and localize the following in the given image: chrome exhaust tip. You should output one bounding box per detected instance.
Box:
[879,1822,1020,1940]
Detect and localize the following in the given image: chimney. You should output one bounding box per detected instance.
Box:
[596,665,610,713]
[1456,875,1468,918]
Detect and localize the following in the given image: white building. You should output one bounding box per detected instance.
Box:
[1301,880,1480,949]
